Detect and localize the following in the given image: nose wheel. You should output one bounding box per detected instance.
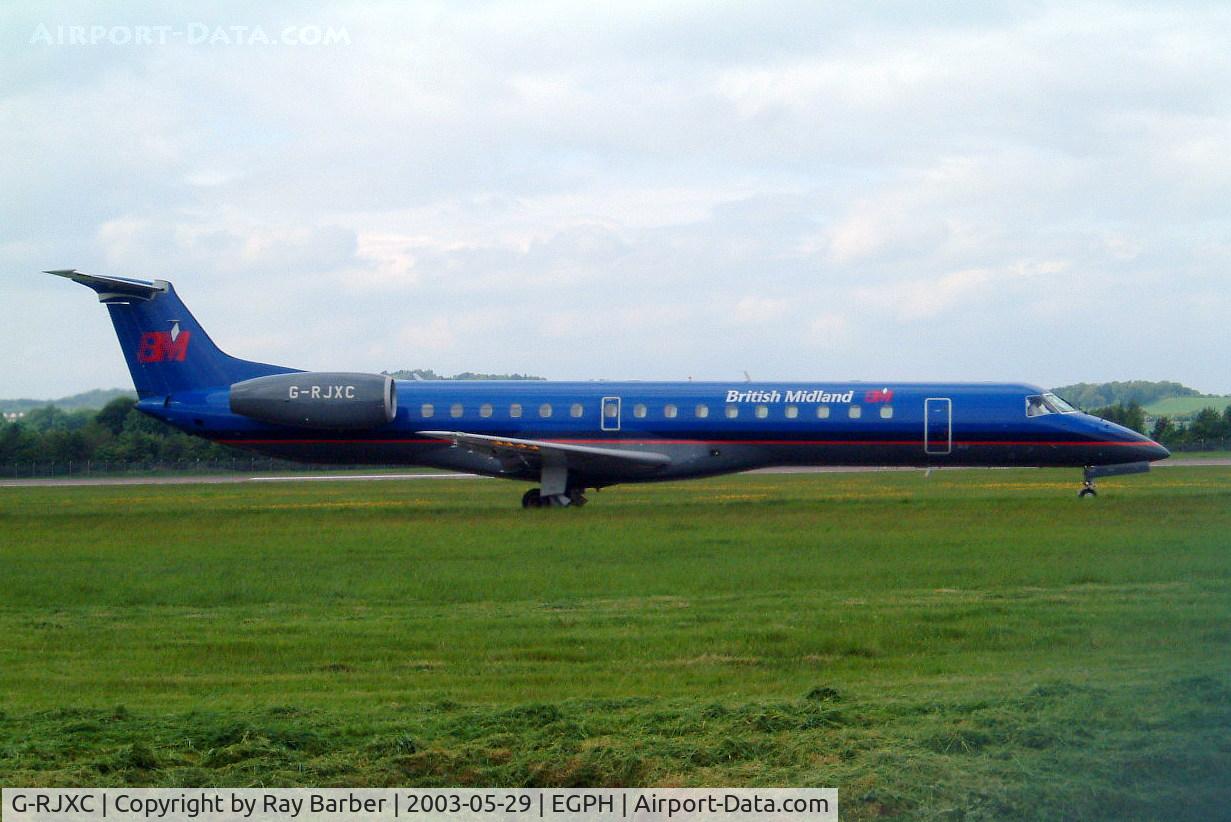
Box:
[1078,479,1097,498]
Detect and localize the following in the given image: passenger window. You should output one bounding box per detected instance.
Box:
[633,403,647,418]
[755,404,768,419]
[664,403,678,418]
[725,404,739,419]
[785,405,798,419]
[509,403,522,418]
[450,403,463,418]
[849,405,862,419]
[604,403,618,418]
[695,404,709,418]
[539,403,552,418]
[880,406,893,419]
[817,405,830,419]
[570,403,583,418]
[479,403,493,418]
[420,403,434,418]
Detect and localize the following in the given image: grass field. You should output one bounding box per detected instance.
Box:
[1144,395,1231,417]
[2,468,1229,819]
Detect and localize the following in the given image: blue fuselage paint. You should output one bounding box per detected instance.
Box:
[144,380,1169,488]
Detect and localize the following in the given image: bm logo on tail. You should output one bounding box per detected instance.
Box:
[137,321,191,363]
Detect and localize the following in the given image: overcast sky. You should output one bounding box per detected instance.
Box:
[3,1,1229,397]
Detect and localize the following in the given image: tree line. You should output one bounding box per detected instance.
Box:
[0,397,240,466]
[1093,401,1231,447]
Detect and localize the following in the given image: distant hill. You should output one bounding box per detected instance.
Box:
[1143,395,1231,418]
[1049,380,1230,420]
[383,369,545,381]
[1,388,135,415]
[1050,381,1200,410]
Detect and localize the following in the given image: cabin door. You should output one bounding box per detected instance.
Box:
[924,397,952,455]
[601,396,621,431]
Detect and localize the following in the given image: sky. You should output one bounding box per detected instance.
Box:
[3,1,1229,398]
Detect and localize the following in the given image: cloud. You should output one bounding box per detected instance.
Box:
[4,1,1231,395]
[855,268,994,321]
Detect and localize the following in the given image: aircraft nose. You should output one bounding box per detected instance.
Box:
[1145,440,1171,462]
[1095,416,1170,462]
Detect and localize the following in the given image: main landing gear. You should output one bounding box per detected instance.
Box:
[521,488,588,508]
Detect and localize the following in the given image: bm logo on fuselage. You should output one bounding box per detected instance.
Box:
[136,329,191,363]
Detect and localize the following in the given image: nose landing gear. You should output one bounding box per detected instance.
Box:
[1079,461,1151,498]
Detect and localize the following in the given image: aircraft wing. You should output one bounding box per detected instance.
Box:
[417,430,671,477]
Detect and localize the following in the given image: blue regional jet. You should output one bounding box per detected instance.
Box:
[51,270,1169,507]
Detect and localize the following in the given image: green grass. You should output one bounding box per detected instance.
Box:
[1144,395,1231,417]
[2,469,1229,819]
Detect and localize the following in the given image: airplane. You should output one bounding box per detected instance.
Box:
[49,269,1170,507]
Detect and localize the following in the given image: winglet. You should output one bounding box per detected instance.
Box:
[45,269,166,303]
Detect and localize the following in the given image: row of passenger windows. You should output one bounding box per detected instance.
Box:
[418,402,894,420]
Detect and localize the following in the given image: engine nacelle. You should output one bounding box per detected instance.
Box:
[229,372,397,429]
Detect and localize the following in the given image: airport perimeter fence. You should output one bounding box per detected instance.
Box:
[1164,438,1231,453]
[0,457,406,479]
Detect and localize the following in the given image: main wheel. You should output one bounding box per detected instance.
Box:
[521,488,542,508]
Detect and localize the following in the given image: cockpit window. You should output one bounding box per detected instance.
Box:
[1045,392,1076,413]
[1026,392,1077,416]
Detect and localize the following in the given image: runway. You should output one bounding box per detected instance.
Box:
[1,459,1225,488]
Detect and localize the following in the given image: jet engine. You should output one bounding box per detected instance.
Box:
[229,372,397,429]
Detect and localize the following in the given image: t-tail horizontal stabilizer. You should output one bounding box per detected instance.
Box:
[48,268,298,398]
[45,269,166,303]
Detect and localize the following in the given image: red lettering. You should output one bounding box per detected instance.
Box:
[137,332,163,362]
[135,330,192,363]
[164,330,191,361]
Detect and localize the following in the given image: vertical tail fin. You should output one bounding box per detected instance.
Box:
[49,270,298,398]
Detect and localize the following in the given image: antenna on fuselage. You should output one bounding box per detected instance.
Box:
[743,370,752,382]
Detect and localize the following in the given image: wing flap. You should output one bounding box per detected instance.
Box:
[417,430,671,476]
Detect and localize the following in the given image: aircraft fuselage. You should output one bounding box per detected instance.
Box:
[145,380,1168,489]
